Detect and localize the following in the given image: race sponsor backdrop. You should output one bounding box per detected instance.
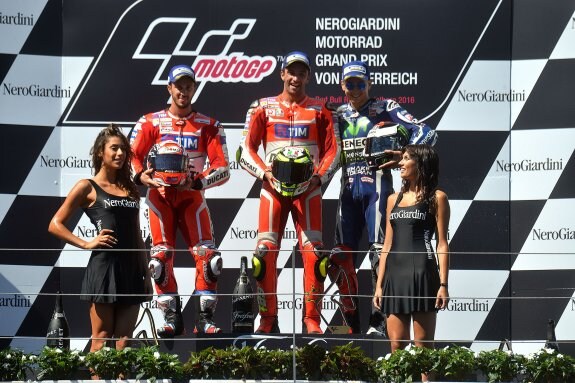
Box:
[1,0,575,356]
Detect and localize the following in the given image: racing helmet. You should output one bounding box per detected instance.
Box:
[146,140,189,186]
[363,122,410,168]
[271,146,314,197]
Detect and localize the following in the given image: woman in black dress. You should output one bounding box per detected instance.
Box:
[373,144,450,355]
[49,124,152,353]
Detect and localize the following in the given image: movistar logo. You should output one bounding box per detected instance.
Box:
[343,116,371,138]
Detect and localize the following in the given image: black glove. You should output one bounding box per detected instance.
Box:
[191,177,203,190]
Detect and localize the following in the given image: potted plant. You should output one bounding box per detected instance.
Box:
[476,348,526,382]
[35,347,85,380]
[524,347,575,383]
[431,344,476,381]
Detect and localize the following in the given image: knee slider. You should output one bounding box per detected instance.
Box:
[252,253,266,281]
[252,241,277,281]
[328,245,355,280]
[316,257,330,282]
[310,246,329,282]
[193,243,222,284]
[150,246,172,285]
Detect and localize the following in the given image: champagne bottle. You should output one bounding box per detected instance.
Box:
[231,256,255,333]
[545,318,559,351]
[46,291,70,349]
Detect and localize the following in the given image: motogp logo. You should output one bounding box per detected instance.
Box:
[133,18,277,103]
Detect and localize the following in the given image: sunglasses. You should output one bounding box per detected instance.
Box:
[345,81,367,90]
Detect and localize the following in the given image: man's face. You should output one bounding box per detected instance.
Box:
[341,77,370,107]
[167,77,196,109]
[281,62,310,98]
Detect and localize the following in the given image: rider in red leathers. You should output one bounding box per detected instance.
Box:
[238,51,340,334]
[130,64,230,337]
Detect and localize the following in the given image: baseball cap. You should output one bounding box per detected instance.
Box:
[168,64,196,83]
[342,61,370,81]
[281,51,311,70]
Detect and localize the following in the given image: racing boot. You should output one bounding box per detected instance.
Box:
[255,315,280,334]
[367,311,387,337]
[194,311,222,334]
[303,317,322,334]
[367,243,387,337]
[192,292,222,334]
[342,297,361,334]
[156,295,185,338]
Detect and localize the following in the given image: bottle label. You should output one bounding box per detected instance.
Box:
[232,311,255,322]
[232,294,253,303]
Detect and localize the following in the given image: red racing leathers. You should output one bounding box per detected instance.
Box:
[239,95,340,332]
[130,109,229,330]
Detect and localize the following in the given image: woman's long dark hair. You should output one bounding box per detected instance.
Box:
[90,124,140,199]
[400,144,439,211]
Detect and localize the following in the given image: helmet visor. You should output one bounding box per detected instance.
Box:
[366,135,398,156]
[272,160,313,184]
[153,153,186,172]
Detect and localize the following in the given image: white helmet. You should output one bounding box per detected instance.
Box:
[363,122,409,168]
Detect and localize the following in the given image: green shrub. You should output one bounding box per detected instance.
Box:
[322,342,378,382]
[83,346,137,379]
[476,349,526,383]
[0,348,32,381]
[133,346,183,381]
[35,347,84,380]
[524,347,575,383]
[432,344,476,381]
[295,343,327,380]
[377,346,433,383]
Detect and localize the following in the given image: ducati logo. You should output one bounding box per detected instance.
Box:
[133,18,277,103]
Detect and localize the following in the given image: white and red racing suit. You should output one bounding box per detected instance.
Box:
[238,95,340,332]
[130,109,230,305]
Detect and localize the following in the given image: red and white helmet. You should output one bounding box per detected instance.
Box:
[146,140,189,186]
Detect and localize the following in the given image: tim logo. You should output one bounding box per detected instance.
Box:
[274,124,310,139]
[176,136,199,150]
[133,18,276,103]
[163,135,199,150]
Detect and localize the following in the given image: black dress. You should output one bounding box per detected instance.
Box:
[80,179,152,304]
[382,192,440,314]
